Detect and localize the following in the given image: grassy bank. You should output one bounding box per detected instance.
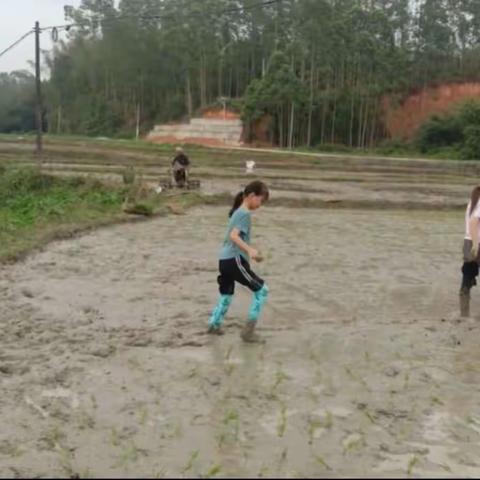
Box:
[0,167,228,264]
[0,168,127,263]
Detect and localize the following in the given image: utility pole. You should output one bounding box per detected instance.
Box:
[34,21,43,159]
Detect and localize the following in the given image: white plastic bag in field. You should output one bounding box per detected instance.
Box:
[246,160,256,174]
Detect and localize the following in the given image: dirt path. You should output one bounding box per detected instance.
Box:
[1,206,479,477]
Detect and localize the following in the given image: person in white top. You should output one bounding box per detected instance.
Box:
[460,186,480,317]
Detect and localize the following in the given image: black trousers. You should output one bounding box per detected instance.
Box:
[461,239,480,291]
[174,169,186,186]
[218,256,264,295]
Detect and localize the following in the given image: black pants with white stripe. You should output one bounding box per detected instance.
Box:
[218,256,264,295]
[461,239,480,291]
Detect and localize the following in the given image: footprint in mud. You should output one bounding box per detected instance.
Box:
[124,335,152,347]
[192,264,218,273]
[180,340,206,347]
[88,344,116,358]
[128,296,146,303]
[196,296,214,306]
[0,362,30,376]
[195,319,244,337]
[445,334,462,347]
[20,288,35,299]
[81,305,97,315]
[0,440,24,457]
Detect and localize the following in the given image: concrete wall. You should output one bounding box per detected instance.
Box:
[147,117,243,146]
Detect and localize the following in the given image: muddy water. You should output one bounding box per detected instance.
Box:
[1,207,479,478]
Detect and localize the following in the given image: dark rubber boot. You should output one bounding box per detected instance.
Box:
[207,325,225,336]
[460,288,470,318]
[240,321,265,344]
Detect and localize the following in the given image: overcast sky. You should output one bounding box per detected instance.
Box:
[0,0,82,74]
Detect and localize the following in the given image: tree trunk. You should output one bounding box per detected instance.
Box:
[348,60,358,147]
[235,67,240,97]
[218,59,223,98]
[362,96,373,149]
[279,106,284,148]
[349,91,355,147]
[57,105,62,134]
[307,51,315,147]
[320,93,328,145]
[105,68,109,100]
[330,67,339,144]
[135,102,140,140]
[186,71,193,118]
[289,101,295,149]
[228,67,233,98]
[251,49,255,79]
[369,97,379,148]
[199,52,207,108]
[357,94,365,147]
[330,94,337,144]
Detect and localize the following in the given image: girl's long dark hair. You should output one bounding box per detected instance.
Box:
[470,186,480,216]
[229,181,269,217]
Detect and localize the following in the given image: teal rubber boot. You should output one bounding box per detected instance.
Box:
[248,284,269,322]
[241,285,269,343]
[208,294,233,334]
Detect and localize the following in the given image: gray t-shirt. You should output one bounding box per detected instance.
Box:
[219,207,251,260]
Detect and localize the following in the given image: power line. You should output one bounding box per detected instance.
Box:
[44,0,280,31]
[39,0,281,33]
[0,30,34,59]
[0,0,281,61]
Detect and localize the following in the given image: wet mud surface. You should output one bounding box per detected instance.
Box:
[1,207,479,477]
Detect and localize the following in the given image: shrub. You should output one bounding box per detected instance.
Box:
[415,114,463,153]
[462,125,480,160]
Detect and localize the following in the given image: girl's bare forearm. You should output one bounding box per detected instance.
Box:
[232,236,252,255]
[230,230,253,256]
[470,217,479,247]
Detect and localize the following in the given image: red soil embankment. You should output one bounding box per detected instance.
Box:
[384,82,480,140]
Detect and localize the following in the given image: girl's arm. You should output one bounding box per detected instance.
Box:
[230,228,260,261]
[470,216,479,256]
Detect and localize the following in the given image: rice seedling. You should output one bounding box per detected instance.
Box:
[277,402,288,438]
[181,450,199,474]
[314,454,332,471]
[407,455,418,476]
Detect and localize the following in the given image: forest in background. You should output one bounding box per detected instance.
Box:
[3,0,480,152]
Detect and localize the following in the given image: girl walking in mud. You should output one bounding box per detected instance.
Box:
[208,181,270,342]
[460,186,480,317]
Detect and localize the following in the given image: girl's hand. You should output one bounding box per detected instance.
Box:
[471,245,479,261]
[255,252,264,263]
[249,248,263,262]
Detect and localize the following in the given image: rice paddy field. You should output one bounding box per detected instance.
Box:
[1,135,479,478]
